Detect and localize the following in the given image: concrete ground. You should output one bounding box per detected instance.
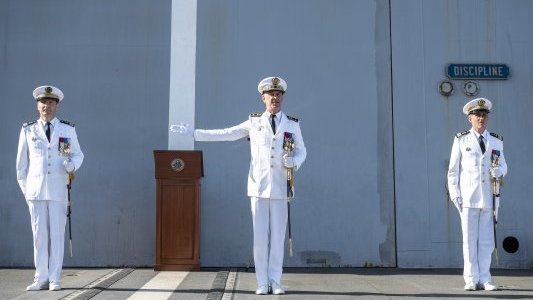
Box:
[1,267,532,300]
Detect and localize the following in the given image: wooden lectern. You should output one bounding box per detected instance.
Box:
[154,150,203,271]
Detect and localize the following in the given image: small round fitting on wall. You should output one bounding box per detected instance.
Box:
[463,80,479,96]
[502,236,519,254]
[439,80,454,96]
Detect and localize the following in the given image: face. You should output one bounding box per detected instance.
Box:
[36,98,59,121]
[468,111,489,134]
[262,90,284,114]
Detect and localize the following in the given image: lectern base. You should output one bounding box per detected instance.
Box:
[154,264,199,271]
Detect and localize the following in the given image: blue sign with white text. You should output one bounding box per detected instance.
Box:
[446,64,510,80]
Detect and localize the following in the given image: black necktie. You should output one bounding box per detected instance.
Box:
[270,114,276,134]
[479,135,485,154]
[45,122,51,142]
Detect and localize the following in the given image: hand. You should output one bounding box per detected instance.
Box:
[283,154,296,169]
[451,197,462,212]
[63,159,75,173]
[169,122,194,137]
[490,166,503,178]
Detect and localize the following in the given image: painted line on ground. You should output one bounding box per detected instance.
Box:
[127,271,189,300]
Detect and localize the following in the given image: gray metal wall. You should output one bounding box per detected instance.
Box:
[0,0,171,267]
[194,0,396,267]
[393,0,533,268]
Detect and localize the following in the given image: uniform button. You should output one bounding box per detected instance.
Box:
[48,163,51,166]
[271,147,275,150]
[271,155,274,158]
[272,137,275,141]
[47,171,51,174]
[482,180,485,183]
[482,163,485,166]
[48,147,51,150]
[48,155,51,158]
[270,165,273,168]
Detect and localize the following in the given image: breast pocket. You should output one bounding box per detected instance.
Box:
[250,126,267,145]
[29,139,44,157]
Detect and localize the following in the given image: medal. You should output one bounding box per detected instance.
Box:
[283,132,295,156]
[59,137,71,157]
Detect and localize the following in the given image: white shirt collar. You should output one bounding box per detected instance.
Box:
[38,117,58,127]
[265,111,282,121]
[471,128,488,140]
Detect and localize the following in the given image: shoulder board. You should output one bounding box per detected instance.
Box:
[455,131,470,138]
[250,112,263,117]
[60,120,75,127]
[22,120,37,127]
[490,132,503,141]
[286,115,299,122]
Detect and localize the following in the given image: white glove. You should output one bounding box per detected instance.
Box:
[63,159,75,173]
[169,122,194,137]
[490,166,503,178]
[451,197,462,212]
[283,154,296,169]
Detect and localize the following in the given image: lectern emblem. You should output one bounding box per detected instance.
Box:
[170,158,185,172]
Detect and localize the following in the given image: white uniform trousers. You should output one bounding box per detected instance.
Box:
[460,207,494,285]
[27,200,68,283]
[251,197,288,287]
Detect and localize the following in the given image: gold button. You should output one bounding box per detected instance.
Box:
[482,180,485,183]
[272,137,275,141]
[482,163,485,166]
[271,165,273,168]
[48,163,51,166]
[47,171,51,174]
[271,147,275,149]
[48,155,51,158]
[48,147,51,150]
[271,155,274,158]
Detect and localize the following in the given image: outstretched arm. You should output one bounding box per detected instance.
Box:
[194,120,251,142]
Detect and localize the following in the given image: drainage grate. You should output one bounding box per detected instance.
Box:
[205,270,229,300]
[60,268,134,300]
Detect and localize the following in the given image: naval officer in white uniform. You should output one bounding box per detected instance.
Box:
[173,77,306,295]
[16,86,84,291]
[447,98,507,291]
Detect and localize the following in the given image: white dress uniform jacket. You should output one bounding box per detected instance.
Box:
[16,118,84,201]
[448,129,507,208]
[194,111,306,199]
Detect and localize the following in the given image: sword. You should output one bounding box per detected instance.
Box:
[67,172,75,257]
[491,150,502,265]
[61,135,75,257]
[287,167,294,257]
[283,132,295,257]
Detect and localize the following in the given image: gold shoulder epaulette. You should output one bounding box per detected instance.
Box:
[22,120,37,127]
[60,120,75,127]
[286,115,299,122]
[250,112,262,117]
[490,132,503,141]
[455,131,470,138]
